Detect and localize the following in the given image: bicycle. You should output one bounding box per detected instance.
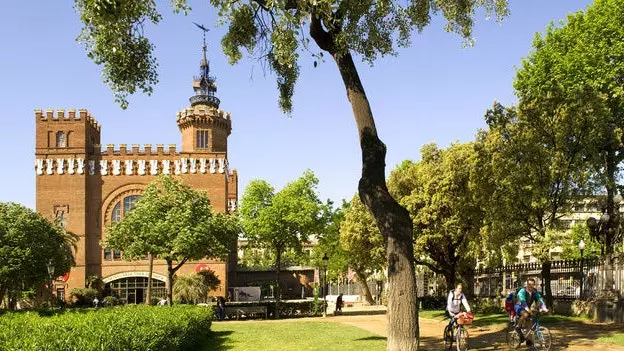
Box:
[443,312,472,351]
[505,310,552,351]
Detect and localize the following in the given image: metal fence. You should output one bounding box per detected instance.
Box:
[328,255,624,302]
[473,259,601,299]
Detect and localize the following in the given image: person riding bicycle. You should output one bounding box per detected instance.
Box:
[514,278,549,344]
[446,283,471,329]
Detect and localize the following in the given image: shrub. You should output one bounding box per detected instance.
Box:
[472,298,503,314]
[420,296,446,310]
[0,305,213,351]
[70,288,99,307]
[103,296,123,306]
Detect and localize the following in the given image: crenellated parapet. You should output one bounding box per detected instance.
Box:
[176,106,231,132]
[35,155,229,177]
[35,108,101,132]
[101,144,179,156]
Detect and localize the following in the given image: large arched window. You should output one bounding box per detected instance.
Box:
[104,195,141,261]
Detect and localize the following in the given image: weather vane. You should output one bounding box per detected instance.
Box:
[193,22,210,49]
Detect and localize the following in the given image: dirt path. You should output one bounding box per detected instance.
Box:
[331,314,624,350]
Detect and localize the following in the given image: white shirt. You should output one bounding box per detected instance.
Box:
[447,290,470,314]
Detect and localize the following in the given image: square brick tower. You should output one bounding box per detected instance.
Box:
[35,41,239,303]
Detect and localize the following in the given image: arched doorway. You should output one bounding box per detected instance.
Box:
[103,273,167,304]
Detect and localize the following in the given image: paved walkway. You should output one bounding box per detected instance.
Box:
[328,305,624,350]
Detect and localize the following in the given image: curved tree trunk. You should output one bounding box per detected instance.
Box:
[355,269,375,305]
[309,15,418,350]
[333,51,418,351]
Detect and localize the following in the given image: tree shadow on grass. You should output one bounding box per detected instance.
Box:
[198,330,234,351]
[354,336,387,341]
[472,314,509,327]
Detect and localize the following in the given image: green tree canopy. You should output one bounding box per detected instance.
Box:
[74,0,509,346]
[514,0,624,255]
[339,194,385,304]
[311,199,350,282]
[105,176,239,305]
[473,102,593,306]
[240,169,324,316]
[0,202,76,308]
[388,142,484,293]
[556,223,601,261]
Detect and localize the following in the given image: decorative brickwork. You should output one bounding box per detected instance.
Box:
[35,48,238,303]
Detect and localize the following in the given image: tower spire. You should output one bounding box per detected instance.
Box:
[190,23,219,108]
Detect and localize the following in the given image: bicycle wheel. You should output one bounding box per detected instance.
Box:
[505,325,521,350]
[456,325,469,351]
[443,324,454,350]
[532,326,552,351]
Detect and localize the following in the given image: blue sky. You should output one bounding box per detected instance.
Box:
[0,1,594,209]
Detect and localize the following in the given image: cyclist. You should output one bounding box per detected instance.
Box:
[446,283,471,329]
[514,278,549,344]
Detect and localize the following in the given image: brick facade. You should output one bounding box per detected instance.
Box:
[34,49,238,303]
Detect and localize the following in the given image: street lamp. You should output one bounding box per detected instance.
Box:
[46,260,55,307]
[321,253,329,317]
[578,239,585,299]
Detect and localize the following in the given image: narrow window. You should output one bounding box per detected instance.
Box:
[55,210,67,228]
[104,248,112,261]
[113,250,122,260]
[196,130,209,148]
[56,131,66,147]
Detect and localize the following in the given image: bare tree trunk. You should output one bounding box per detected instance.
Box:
[458,263,475,299]
[166,260,174,307]
[275,247,282,319]
[605,149,617,255]
[146,252,153,305]
[355,270,375,305]
[310,15,418,350]
[334,51,418,351]
[444,266,457,293]
[541,261,553,308]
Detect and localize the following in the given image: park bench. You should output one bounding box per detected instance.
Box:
[222,305,268,320]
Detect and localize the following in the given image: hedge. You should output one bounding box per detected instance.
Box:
[0,305,212,351]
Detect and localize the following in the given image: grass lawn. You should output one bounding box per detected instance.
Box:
[203,321,387,351]
[598,333,624,345]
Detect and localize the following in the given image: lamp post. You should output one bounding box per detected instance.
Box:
[46,260,55,307]
[587,209,618,295]
[578,239,585,299]
[321,253,329,317]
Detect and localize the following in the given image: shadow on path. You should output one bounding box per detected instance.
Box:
[418,320,624,351]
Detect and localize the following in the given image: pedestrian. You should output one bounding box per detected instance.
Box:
[335,293,344,315]
[217,296,226,320]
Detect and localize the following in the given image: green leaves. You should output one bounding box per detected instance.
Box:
[105,175,239,266]
[339,194,385,274]
[74,0,508,111]
[240,169,324,264]
[388,142,484,283]
[74,0,162,109]
[0,202,75,300]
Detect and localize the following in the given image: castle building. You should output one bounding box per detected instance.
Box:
[34,41,238,303]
